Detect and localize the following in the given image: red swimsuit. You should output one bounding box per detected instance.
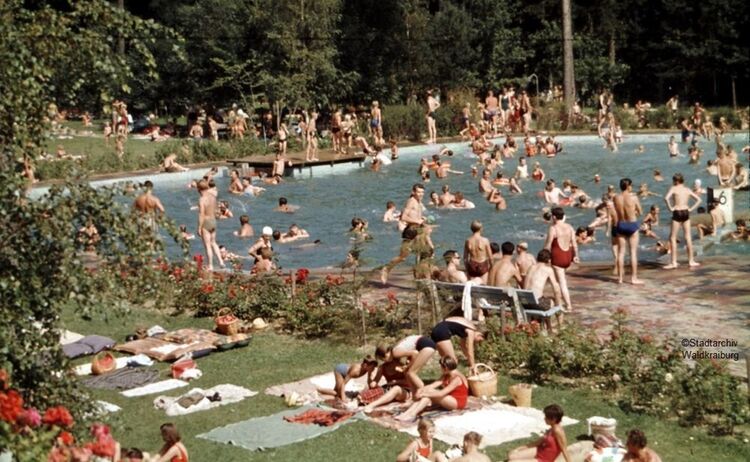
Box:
[443,375,469,409]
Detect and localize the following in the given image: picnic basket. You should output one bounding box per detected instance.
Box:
[214,307,240,336]
[467,363,497,397]
[509,383,533,407]
[91,352,116,375]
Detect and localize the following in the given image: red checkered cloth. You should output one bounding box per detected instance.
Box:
[358,386,385,404]
[284,409,355,427]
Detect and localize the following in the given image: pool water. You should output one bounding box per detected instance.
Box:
[154,133,749,270]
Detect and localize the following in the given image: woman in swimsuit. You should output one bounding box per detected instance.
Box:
[544,207,578,312]
[395,357,469,422]
[396,418,447,462]
[430,316,484,371]
[278,122,289,155]
[508,404,572,462]
[531,163,545,182]
[155,423,189,462]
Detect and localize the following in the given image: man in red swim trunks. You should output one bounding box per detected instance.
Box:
[463,220,493,283]
[544,207,578,312]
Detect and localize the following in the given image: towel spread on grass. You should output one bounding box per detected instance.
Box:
[283,408,355,426]
[121,379,188,397]
[81,367,160,391]
[265,372,369,404]
[197,405,360,452]
[399,402,579,447]
[153,384,257,416]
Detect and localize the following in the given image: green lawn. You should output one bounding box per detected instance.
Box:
[62,307,750,461]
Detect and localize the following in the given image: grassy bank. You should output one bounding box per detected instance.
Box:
[62,306,750,461]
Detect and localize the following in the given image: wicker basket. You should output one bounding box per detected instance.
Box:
[91,352,116,375]
[467,363,497,397]
[508,383,533,407]
[587,416,617,438]
[214,307,240,336]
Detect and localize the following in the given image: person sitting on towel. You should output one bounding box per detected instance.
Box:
[508,404,572,462]
[452,431,491,462]
[395,357,468,422]
[396,418,447,462]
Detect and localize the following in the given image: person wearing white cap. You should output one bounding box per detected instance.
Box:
[515,241,536,278]
[248,226,273,261]
[692,178,706,195]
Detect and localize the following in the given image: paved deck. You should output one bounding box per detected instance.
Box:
[226,148,366,176]
[356,256,750,377]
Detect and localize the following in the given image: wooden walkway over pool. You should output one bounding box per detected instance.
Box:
[226,149,367,177]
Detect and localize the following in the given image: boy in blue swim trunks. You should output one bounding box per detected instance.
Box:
[613,178,644,285]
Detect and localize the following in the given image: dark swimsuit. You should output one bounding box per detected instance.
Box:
[431,320,470,343]
[550,238,573,269]
[466,259,490,278]
[672,209,690,223]
[614,221,640,237]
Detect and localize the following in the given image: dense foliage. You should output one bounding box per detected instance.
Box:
[117,0,750,113]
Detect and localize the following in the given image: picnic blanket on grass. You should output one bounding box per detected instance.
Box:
[81,367,160,391]
[121,379,188,397]
[153,384,256,416]
[397,402,579,448]
[197,405,361,452]
[284,408,355,426]
[114,337,215,362]
[264,372,369,404]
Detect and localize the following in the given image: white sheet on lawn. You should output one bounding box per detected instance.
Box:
[60,330,84,345]
[154,384,257,416]
[401,403,578,447]
[75,356,131,376]
[309,372,366,392]
[96,401,121,414]
[121,379,188,397]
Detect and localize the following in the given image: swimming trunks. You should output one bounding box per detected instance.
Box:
[416,336,436,351]
[431,320,470,343]
[672,209,690,223]
[428,112,436,119]
[614,221,640,237]
[202,217,216,233]
[334,363,349,377]
[466,259,490,278]
[370,119,380,128]
[550,237,573,269]
[331,126,340,134]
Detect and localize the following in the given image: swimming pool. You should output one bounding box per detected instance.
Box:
[113,133,750,270]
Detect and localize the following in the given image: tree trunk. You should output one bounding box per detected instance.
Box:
[731,76,737,110]
[561,0,576,114]
[609,33,615,66]
[117,0,125,56]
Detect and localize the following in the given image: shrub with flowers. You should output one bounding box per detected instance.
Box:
[477,309,749,435]
[0,370,119,461]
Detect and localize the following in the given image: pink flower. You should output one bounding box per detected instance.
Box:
[17,407,41,427]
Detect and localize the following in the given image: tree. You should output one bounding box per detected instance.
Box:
[0,1,182,449]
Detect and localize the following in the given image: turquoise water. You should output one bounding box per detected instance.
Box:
[152,133,748,271]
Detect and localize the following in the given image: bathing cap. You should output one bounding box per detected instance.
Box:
[262,226,273,236]
[518,241,528,250]
[694,179,702,187]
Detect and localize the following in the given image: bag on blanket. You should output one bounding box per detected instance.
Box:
[358,386,385,404]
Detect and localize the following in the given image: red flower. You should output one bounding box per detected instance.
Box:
[48,446,71,462]
[200,283,214,294]
[296,268,310,284]
[43,406,74,428]
[386,291,398,304]
[57,430,75,446]
[0,389,24,423]
[0,369,8,390]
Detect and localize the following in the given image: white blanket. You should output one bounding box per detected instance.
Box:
[401,403,578,447]
[153,384,257,416]
[121,379,188,397]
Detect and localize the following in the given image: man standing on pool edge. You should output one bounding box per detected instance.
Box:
[663,173,701,269]
[612,178,644,284]
[426,90,440,144]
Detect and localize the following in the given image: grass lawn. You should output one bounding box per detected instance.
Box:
[62,306,750,461]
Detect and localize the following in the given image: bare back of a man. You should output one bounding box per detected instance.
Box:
[612,178,643,284]
[464,221,492,282]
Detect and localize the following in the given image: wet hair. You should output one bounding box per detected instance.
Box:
[501,241,515,255]
[443,250,460,263]
[432,154,440,162]
[737,219,746,227]
[208,179,216,188]
[412,183,425,192]
[272,230,281,240]
[470,220,482,233]
[543,404,564,424]
[537,249,552,263]
[442,184,450,192]
[463,431,483,446]
[543,211,552,221]
[626,429,648,449]
[672,173,684,184]
[439,356,458,370]
[351,217,362,228]
[578,196,588,204]
[649,205,658,212]
[576,226,588,236]
[417,418,435,434]
[240,215,249,225]
[490,242,500,254]
[197,179,209,191]
[619,178,632,191]
[551,207,565,220]
[160,423,181,447]
[144,180,154,189]
[279,197,288,206]
[386,201,395,209]
[231,169,240,177]
[361,355,378,367]
[375,344,391,360]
